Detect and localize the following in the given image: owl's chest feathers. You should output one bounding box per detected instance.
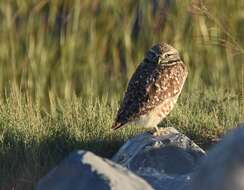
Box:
[136,65,187,128]
[135,96,178,128]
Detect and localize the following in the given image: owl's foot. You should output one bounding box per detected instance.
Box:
[152,126,171,136]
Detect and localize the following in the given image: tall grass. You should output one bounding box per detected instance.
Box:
[0,0,243,100]
[0,0,243,189]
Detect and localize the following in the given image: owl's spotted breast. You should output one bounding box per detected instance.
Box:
[135,96,178,128]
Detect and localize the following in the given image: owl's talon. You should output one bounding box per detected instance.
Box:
[152,127,172,136]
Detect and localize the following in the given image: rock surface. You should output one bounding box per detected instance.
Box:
[37,150,153,190]
[112,127,206,190]
[191,124,244,190]
[37,125,244,190]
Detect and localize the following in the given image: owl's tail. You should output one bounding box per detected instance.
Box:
[111,122,124,130]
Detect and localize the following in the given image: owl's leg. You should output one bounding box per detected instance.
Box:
[153,125,161,136]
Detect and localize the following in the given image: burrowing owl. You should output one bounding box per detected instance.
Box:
[112,42,187,134]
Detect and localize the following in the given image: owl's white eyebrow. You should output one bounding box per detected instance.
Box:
[163,50,177,55]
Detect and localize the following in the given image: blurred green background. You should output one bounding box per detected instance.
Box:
[0,0,243,189]
[0,0,243,101]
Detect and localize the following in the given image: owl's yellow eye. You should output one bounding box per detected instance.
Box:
[164,54,170,58]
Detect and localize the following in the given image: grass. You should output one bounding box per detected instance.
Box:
[0,0,243,189]
[0,88,242,189]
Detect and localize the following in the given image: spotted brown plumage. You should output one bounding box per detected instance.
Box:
[112,42,188,131]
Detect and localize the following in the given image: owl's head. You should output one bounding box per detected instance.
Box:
[145,42,181,66]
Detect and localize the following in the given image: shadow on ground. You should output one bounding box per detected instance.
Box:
[0,131,124,190]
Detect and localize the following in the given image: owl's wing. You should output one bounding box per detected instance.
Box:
[112,61,187,129]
